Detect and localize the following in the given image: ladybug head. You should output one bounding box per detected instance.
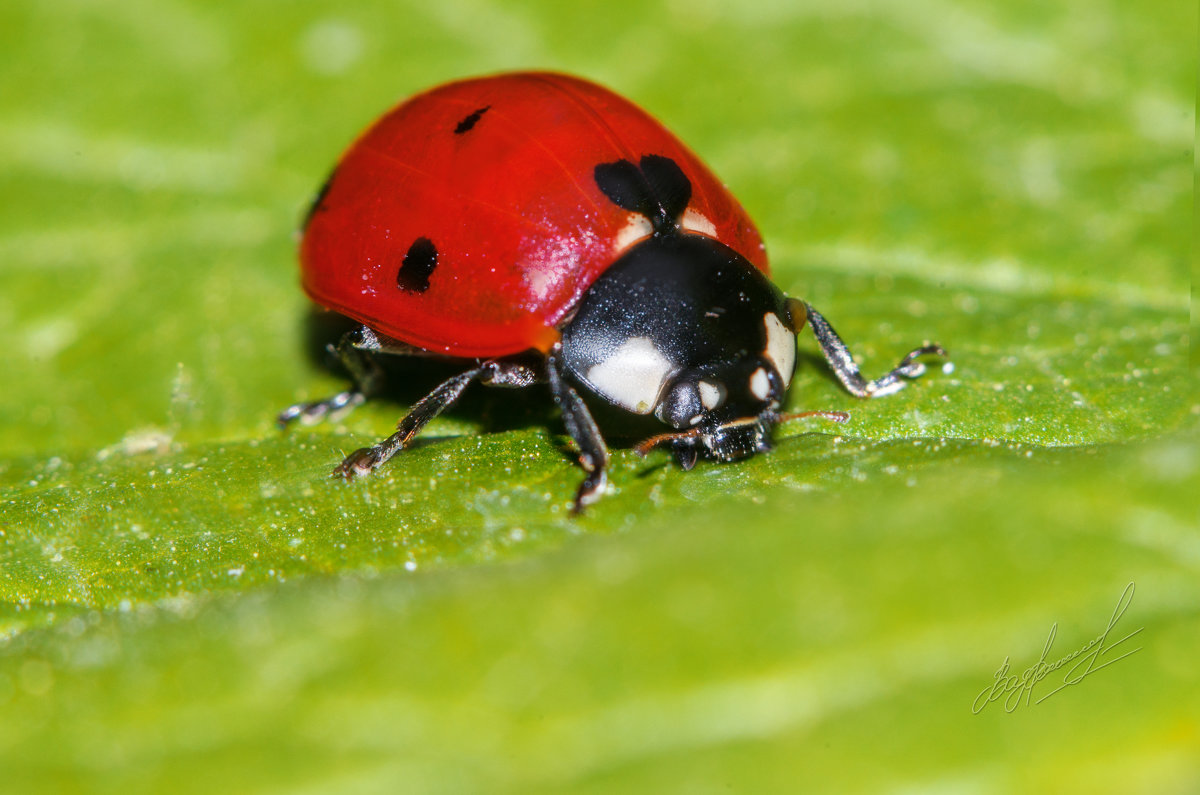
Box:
[648,353,788,464]
[559,232,806,466]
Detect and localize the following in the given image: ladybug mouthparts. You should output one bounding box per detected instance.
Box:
[634,408,851,469]
[633,413,773,465]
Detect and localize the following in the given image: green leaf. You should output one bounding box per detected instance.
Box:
[0,0,1194,791]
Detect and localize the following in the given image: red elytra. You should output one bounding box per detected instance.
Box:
[300,71,767,357]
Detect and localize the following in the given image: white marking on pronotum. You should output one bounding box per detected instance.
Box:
[586,336,673,414]
[681,208,717,237]
[749,366,771,400]
[762,312,796,387]
[697,380,724,410]
[614,212,654,253]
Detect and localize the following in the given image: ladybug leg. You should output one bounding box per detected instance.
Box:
[333,358,540,478]
[790,300,947,399]
[547,349,609,513]
[278,326,404,427]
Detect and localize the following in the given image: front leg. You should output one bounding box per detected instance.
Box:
[788,299,947,398]
[547,348,610,513]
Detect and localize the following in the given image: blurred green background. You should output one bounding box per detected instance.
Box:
[0,0,1195,792]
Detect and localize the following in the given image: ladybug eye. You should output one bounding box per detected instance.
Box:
[656,380,704,428]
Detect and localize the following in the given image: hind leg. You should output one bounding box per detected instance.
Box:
[277,326,424,426]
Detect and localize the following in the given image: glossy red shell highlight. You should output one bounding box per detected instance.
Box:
[300,72,768,357]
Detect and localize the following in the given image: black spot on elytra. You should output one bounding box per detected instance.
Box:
[454,106,491,134]
[397,237,438,293]
[593,160,646,214]
[593,154,692,234]
[301,166,337,231]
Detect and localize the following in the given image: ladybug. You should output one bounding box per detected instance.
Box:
[280,72,946,511]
